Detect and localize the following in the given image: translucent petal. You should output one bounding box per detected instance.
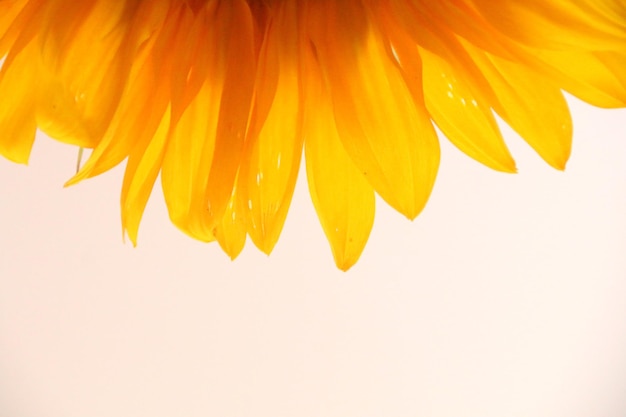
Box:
[463,40,572,169]
[160,6,218,241]
[420,46,516,173]
[1,0,624,269]
[122,109,170,245]
[0,0,30,56]
[303,50,375,271]
[35,0,136,147]
[0,0,41,58]
[471,0,626,51]
[239,2,302,254]
[161,80,220,241]
[203,0,256,224]
[404,0,514,58]
[0,41,38,163]
[308,0,440,219]
[467,30,626,109]
[384,2,515,173]
[532,49,626,108]
[66,3,175,185]
[214,183,247,260]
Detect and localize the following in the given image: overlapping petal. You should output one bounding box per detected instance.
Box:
[303,43,375,271]
[0,0,624,269]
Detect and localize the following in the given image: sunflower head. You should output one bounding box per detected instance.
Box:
[1,0,624,270]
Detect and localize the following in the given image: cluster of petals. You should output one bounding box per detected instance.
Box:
[1,0,624,269]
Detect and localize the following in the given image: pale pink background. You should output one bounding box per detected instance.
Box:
[1,97,625,416]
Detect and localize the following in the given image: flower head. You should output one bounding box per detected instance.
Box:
[1,0,625,270]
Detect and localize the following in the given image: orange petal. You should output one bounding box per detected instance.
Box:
[65,2,175,185]
[35,0,137,147]
[204,0,256,224]
[0,41,38,163]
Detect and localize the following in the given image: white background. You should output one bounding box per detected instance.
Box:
[1,96,625,416]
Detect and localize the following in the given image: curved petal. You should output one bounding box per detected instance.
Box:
[470,0,626,51]
[0,0,43,58]
[0,41,38,163]
[303,51,375,271]
[203,0,256,224]
[532,49,626,108]
[214,182,247,260]
[159,4,219,241]
[386,1,516,173]
[308,0,440,219]
[36,0,139,148]
[238,1,303,254]
[420,45,516,173]
[463,39,572,169]
[65,2,174,185]
[160,80,219,241]
[121,108,170,245]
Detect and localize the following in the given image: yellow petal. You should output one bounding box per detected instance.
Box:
[471,0,626,51]
[121,108,170,245]
[65,2,174,185]
[160,6,218,241]
[464,40,572,170]
[214,182,247,260]
[308,0,440,219]
[531,49,626,108]
[2,0,624,270]
[35,0,136,147]
[74,4,183,243]
[465,26,626,109]
[303,49,375,271]
[239,2,302,254]
[0,41,38,163]
[385,2,516,173]
[419,45,516,173]
[161,80,219,241]
[398,0,514,59]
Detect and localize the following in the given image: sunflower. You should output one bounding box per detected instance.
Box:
[1,0,624,270]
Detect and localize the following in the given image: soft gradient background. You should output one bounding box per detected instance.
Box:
[1,97,625,417]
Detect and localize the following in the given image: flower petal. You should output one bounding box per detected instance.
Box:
[308,0,440,219]
[420,46,516,173]
[121,109,170,245]
[0,42,38,163]
[214,183,247,260]
[464,40,572,169]
[66,2,175,185]
[203,0,256,225]
[387,0,516,173]
[238,2,302,254]
[35,0,136,148]
[471,0,626,51]
[532,49,626,108]
[303,49,375,271]
[160,5,218,241]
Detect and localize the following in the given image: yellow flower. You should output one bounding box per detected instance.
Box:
[0,0,624,270]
